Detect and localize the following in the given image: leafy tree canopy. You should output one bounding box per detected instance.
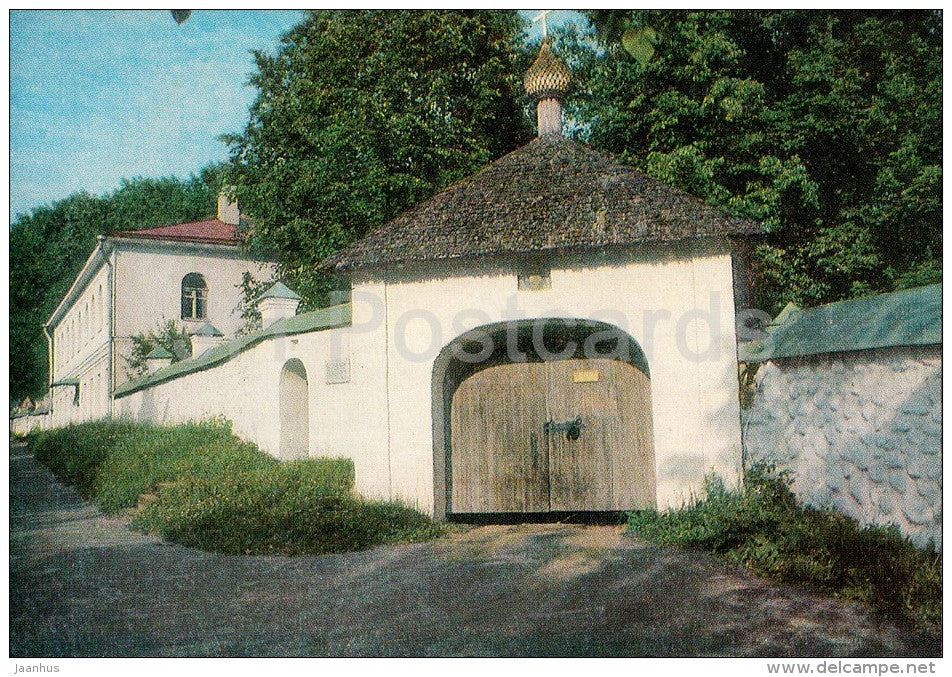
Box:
[10,166,223,400]
[223,9,533,304]
[12,10,942,401]
[125,319,192,380]
[565,9,941,313]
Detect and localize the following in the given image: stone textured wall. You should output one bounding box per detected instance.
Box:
[744,345,941,548]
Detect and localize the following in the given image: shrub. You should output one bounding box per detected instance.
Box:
[31,419,443,555]
[628,461,941,627]
[134,473,443,555]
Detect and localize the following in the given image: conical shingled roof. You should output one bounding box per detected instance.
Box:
[324,135,762,272]
[524,40,571,100]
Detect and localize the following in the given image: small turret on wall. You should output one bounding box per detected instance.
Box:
[257,282,302,328]
[145,345,174,373]
[190,322,226,356]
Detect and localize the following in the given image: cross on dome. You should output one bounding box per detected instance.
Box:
[532,10,552,39]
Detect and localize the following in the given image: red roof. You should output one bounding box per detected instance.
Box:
[109,219,239,246]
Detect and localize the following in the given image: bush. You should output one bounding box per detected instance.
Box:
[31,419,443,555]
[133,464,442,555]
[629,462,941,627]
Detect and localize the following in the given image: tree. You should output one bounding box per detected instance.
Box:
[9,166,224,400]
[223,10,533,304]
[234,271,273,335]
[124,320,191,379]
[566,10,941,313]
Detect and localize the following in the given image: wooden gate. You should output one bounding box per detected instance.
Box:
[449,358,655,513]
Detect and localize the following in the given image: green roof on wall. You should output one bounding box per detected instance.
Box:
[114,303,352,398]
[740,284,941,362]
[191,322,223,337]
[146,345,174,359]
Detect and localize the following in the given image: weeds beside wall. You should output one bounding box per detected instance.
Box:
[629,462,941,628]
[743,345,941,549]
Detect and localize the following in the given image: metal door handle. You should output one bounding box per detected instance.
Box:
[543,416,585,440]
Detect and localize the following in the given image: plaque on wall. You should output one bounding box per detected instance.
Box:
[325,359,350,384]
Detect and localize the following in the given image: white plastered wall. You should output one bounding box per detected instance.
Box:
[46,239,274,428]
[115,311,393,502]
[114,246,745,515]
[113,244,273,345]
[49,262,111,428]
[373,249,744,513]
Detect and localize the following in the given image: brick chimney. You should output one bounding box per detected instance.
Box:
[217,191,240,226]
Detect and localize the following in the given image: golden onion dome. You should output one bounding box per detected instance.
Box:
[523,40,571,100]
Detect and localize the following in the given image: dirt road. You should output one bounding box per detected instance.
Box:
[9,440,939,657]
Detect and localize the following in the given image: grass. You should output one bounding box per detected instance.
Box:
[30,418,444,555]
[628,462,941,628]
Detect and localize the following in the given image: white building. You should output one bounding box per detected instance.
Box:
[112,44,762,518]
[44,195,273,427]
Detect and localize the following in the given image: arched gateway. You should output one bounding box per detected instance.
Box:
[432,320,656,518]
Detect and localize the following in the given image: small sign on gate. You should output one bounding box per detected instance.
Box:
[573,369,599,383]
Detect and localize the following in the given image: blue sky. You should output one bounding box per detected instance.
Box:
[10,9,583,221]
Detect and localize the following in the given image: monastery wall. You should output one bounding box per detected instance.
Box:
[744,345,942,548]
[114,247,747,515]
[114,317,394,503]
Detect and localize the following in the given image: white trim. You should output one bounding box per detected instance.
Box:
[45,241,109,329]
[108,236,244,257]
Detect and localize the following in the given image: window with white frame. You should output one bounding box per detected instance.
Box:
[181,273,208,320]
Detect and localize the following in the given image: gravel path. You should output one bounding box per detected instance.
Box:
[9,439,940,657]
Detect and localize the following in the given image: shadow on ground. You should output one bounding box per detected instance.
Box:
[9,440,941,657]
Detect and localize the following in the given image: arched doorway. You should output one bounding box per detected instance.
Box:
[432,319,656,518]
[279,358,309,460]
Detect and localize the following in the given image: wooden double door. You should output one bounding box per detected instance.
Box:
[449,358,655,513]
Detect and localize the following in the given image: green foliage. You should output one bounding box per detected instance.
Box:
[235,271,274,335]
[135,473,442,556]
[621,25,658,67]
[10,167,224,400]
[223,9,533,305]
[31,419,443,555]
[628,461,941,627]
[124,319,191,379]
[572,10,941,314]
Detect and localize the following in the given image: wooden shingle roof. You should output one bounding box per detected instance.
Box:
[325,135,762,272]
